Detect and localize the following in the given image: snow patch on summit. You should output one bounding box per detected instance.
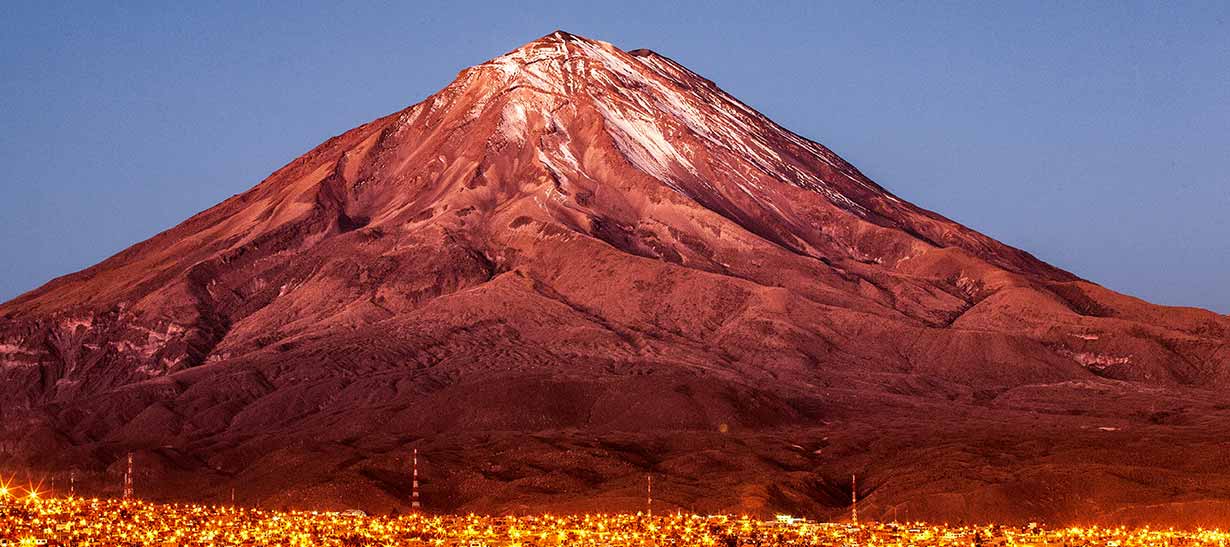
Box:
[594,101,697,190]
[468,32,883,216]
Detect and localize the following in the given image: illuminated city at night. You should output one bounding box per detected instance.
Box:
[3,492,1229,547]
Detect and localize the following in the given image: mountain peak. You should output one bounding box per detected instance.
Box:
[481,30,628,78]
[542,29,584,43]
[494,30,607,63]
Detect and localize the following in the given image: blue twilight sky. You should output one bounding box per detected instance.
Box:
[1,2,1227,313]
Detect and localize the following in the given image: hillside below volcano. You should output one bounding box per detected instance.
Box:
[2,31,1229,525]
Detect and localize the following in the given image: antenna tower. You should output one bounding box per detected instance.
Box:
[411,448,422,510]
[647,475,653,516]
[851,474,858,525]
[123,453,134,499]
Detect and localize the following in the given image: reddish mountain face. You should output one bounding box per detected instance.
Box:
[2,31,1229,524]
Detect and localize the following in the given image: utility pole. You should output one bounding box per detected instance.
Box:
[411,448,421,510]
[69,471,76,498]
[851,474,858,525]
[123,453,134,499]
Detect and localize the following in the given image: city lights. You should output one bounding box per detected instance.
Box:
[0,495,1226,546]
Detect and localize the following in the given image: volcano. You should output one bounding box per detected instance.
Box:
[2,31,1228,525]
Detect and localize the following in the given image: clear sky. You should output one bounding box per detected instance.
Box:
[1,2,1227,313]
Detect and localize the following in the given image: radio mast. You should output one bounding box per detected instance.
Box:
[123,453,134,499]
[411,448,422,510]
[851,474,858,525]
[647,475,653,516]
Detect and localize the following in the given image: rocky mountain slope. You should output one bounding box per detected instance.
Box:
[2,31,1228,525]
